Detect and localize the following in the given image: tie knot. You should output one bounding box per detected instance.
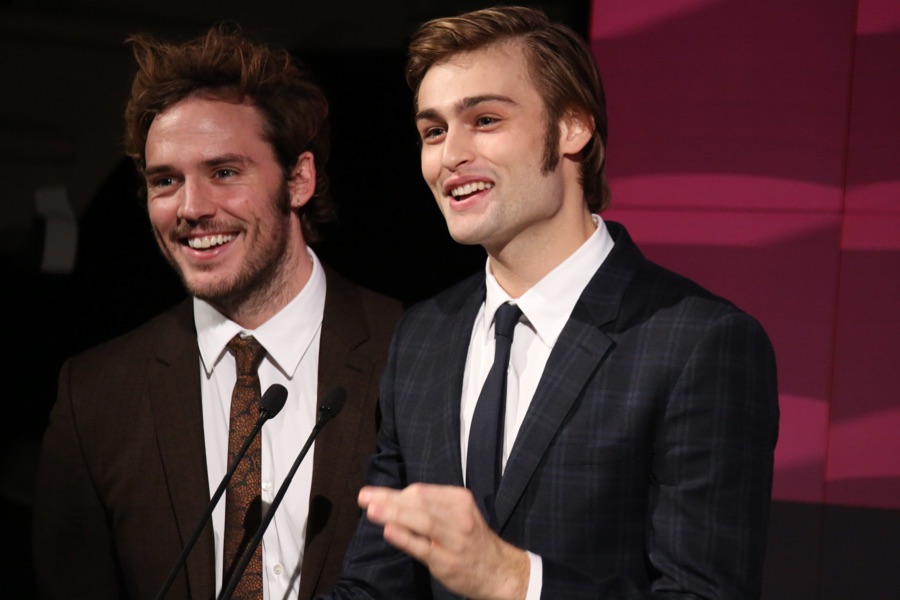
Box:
[227,334,267,377]
[493,303,522,340]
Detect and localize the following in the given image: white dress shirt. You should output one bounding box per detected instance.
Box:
[195,248,326,600]
[460,215,614,599]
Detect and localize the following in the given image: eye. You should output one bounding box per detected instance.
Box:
[421,126,446,144]
[214,168,237,179]
[149,176,175,189]
[475,115,500,129]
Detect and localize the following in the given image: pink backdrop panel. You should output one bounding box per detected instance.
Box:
[590,0,882,507]
[825,0,900,510]
[591,0,856,212]
[845,0,900,214]
[827,214,900,510]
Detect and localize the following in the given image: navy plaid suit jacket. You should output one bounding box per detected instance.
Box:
[325,222,779,599]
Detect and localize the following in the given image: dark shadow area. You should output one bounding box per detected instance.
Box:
[307,49,487,305]
[763,500,900,600]
[763,500,825,600]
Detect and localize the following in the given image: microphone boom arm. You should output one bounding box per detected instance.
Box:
[154,384,288,600]
[218,387,346,600]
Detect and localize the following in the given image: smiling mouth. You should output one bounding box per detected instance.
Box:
[187,234,236,249]
[449,181,494,201]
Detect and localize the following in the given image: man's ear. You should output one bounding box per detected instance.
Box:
[288,151,316,208]
[559,111,594,156]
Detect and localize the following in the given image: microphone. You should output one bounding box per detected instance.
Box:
[218,387,347,600]
[154,384,289,600]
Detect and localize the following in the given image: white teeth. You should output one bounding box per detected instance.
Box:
[187,234,236,249]
[450,181,494,198]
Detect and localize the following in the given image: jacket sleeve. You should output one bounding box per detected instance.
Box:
[541,311,779,599]
[645,311,778,597]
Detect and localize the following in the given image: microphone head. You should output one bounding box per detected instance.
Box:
[260,384,288,419]
[318,387,347,426]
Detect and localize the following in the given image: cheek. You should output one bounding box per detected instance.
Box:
[147,198,177,232]
[420,149,441,185]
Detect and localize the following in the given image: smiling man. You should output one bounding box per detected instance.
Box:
[322,6,779,600]
[32,25,402,600]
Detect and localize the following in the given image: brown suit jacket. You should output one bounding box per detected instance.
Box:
[32,267,402,599]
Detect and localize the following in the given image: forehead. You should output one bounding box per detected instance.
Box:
[416,42,541,113]
[145,96,270,162]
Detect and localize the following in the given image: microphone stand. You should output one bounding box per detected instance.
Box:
[154,384,288,600]
[218,387,347,600]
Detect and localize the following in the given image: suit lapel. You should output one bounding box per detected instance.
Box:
[494,223,643,530]
[299,269,378,598]
[428,279,485,487]
[148,300,216,599]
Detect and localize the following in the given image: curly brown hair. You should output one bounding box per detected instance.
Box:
[124,23,334,241]
[407,6,610,213]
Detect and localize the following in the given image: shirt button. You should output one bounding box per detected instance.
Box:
[273,563,284,575]
[262,481,272,492]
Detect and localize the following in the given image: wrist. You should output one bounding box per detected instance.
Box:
[492,545,530,600]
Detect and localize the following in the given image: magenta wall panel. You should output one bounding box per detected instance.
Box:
[591,0,900,513]
[591,0,855,213]
[826,0,900,510]
[828,215,900,510]
[844,0,900,215]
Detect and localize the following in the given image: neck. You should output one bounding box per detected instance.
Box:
[216,244,313,330]
[488,205,595,299]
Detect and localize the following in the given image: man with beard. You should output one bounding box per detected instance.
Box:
[32,24,402,600]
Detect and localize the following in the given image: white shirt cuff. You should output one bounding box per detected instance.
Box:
[524,552,542,600]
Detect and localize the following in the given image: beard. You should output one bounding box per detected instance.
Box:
[161,180,296,316]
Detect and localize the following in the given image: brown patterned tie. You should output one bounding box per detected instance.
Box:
[223,334,267,599]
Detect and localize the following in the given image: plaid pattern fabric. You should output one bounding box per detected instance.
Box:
[327,222,779,599]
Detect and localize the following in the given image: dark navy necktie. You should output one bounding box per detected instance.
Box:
[466,302,522,524]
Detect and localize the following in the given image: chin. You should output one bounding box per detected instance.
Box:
[447,231,479,246]
[181,274,236,303]
[447,227,489,247]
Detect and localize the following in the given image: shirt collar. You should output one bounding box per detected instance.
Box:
[195,248,327,377]
[482,214,614,347]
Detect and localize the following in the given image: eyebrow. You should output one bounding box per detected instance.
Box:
[144,153,252,177]
[414,94,517,122]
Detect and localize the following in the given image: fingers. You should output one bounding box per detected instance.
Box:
[358,485,440,562]
[359,484,479,545]
[358,484,529,599]
[383,519,435,562]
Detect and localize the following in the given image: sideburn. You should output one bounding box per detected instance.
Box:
[540,113,561,175]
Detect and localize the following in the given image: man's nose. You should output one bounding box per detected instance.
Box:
[176,179,215,221]
[441,128,475,171]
